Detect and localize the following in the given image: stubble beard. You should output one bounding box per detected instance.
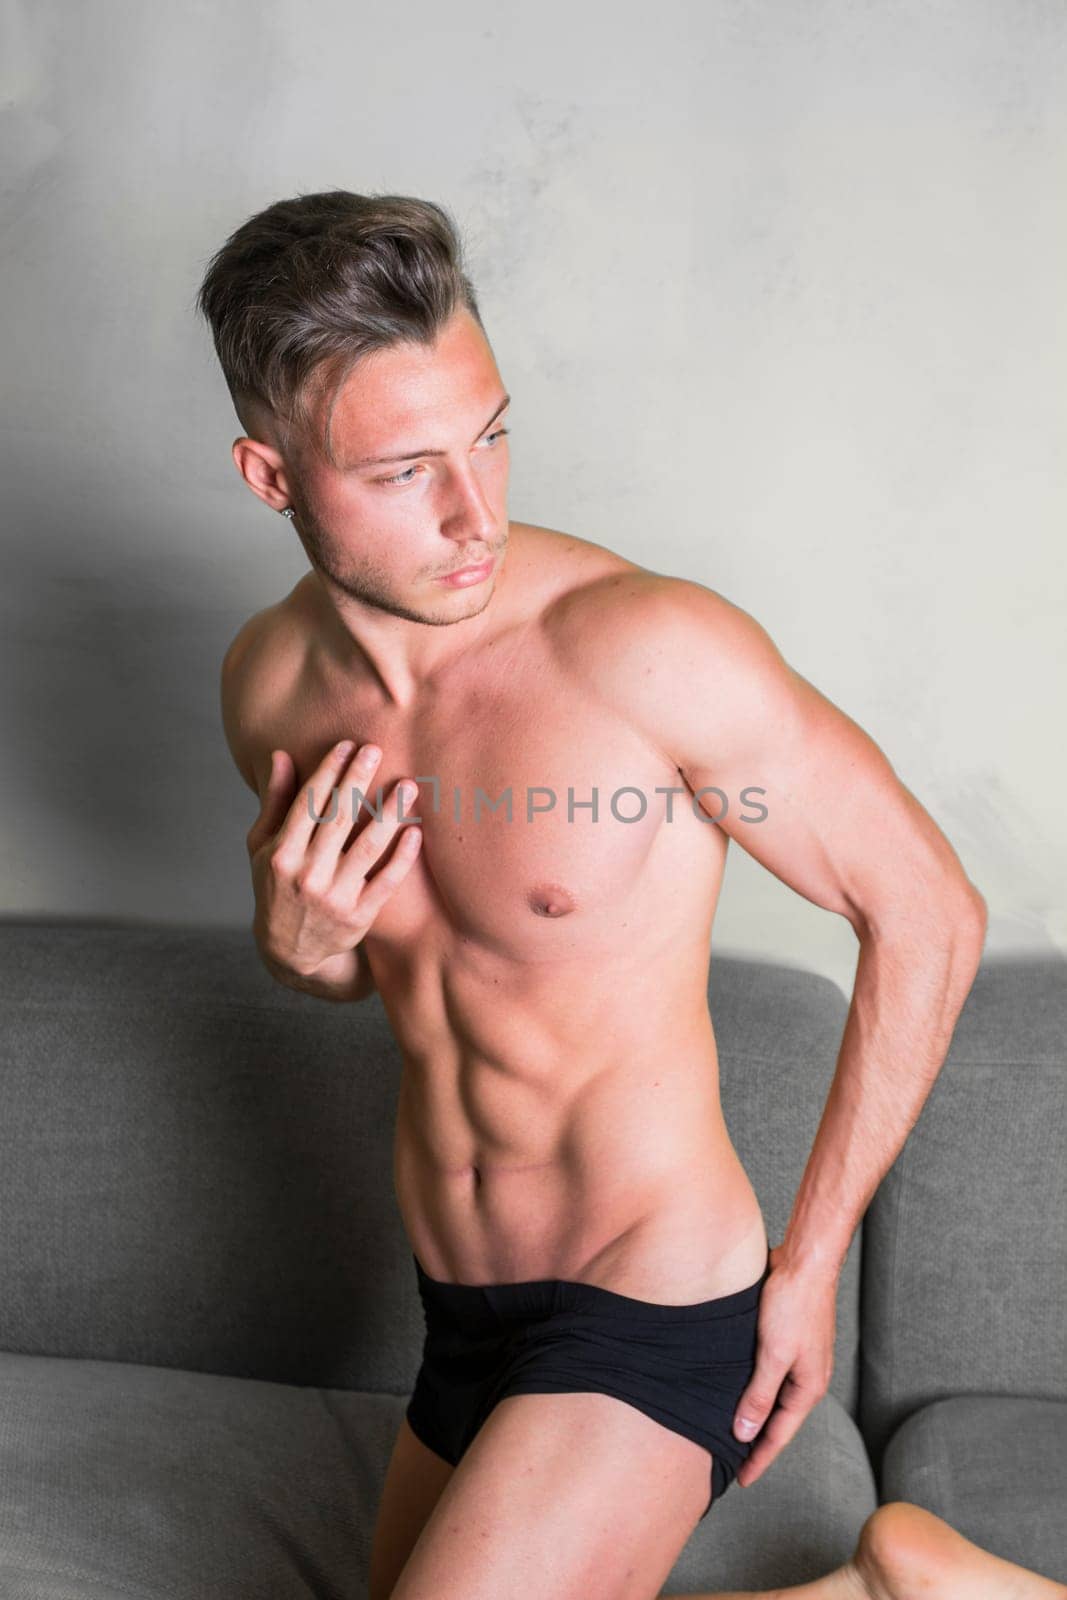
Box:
[291,506,501,627]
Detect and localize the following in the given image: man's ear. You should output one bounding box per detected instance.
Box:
[230,434,293,515]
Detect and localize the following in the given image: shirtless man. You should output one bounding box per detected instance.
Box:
[202,192,1063,1600]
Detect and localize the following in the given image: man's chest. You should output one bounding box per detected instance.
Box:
[277,656,713,964]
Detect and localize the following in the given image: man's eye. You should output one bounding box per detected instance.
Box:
[375,427,510,487]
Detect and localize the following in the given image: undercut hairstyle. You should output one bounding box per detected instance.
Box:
[194,189,485,465]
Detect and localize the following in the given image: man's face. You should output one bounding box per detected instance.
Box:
[282,308,511,627]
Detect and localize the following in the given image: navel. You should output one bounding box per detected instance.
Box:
[527,882,576,918]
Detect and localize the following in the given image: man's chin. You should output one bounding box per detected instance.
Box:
[313,556,500,626]
[420,584,496,626]
[342,585,495,628]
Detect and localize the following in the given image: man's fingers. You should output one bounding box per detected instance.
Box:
[246,749,297,857]
[735,1371,821,1487]
[304,743,384,869]
[271,740,366,861]
[733,1356,787,1444]
[336,778,421,881]
[735,1390,812,1486]
[342,820,423,926]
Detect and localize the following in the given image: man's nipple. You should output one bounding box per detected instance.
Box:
[527,883,576,918]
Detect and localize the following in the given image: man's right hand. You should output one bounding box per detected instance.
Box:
[246,740,423,988]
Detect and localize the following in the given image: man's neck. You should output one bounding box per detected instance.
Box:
[303,537,520,708]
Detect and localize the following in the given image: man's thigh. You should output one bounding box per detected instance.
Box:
[368,1417,455,1600]
[389,1389,711,1600]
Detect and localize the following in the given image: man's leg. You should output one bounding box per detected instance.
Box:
[388,1387,720,1600]
[376,1416,1067,1600]
[368,1417,454,1600]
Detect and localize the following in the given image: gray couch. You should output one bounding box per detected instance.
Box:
[0,918,1063,1598]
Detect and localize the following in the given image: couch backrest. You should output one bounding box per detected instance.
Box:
[0,920,859,1412]
[0,919,421,1395]
[860,953,1067,1475]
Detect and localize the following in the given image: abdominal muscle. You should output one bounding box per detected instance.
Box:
[390,986,770,1307]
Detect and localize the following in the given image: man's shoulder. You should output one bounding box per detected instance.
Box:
[545,555,753,680]
[221,585,308,698]
[543,555,788,762]
[220,582,309,795]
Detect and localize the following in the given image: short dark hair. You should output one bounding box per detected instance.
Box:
[194,189,485,464]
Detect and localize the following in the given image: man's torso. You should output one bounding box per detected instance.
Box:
[230,522,768,1302]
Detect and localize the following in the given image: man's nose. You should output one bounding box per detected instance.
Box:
[442,464,500,545]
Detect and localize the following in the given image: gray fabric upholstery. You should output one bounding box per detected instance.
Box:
[860,954,1067,1472]
[0,919,422,1396]
[0,918,1063,1595]
[0,1350,387,1599]
[880,1395,1067,1587]
[663,1394,878,1593]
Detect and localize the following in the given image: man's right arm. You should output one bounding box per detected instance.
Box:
[257,942,378,1004]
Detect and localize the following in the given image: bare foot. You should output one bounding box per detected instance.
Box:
[852,1501,1067,1600]
[665,1501,1066,1600]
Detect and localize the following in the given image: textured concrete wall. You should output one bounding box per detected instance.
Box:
[2,1,1063,993]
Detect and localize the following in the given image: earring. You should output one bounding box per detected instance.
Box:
[280,507,296,519]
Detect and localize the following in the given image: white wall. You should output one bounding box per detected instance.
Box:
[2,0,1063,994]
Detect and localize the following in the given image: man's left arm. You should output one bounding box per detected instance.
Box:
[594,574,988,1487]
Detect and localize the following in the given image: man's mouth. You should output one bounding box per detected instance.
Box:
[437,553,496,583]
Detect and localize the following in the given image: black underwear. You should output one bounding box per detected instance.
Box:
[405,1249,771,1520]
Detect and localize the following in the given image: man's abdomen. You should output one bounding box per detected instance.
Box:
[392,1039,767,1306]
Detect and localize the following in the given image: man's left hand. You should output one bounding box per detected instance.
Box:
[730,1242,838,1488]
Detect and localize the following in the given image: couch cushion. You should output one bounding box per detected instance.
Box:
[879,1394,1067,1583]
[0,1349,396,1599]
[860,955,1067,1472]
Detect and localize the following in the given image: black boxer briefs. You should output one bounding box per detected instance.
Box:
[405,1249,771,1520]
